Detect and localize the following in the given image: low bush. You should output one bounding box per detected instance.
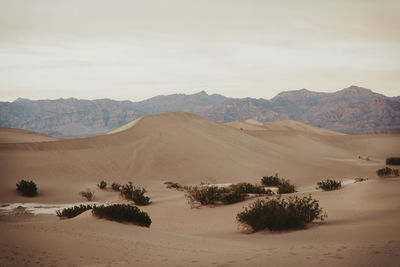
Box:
[261,174,296,194]
[97,180,107,189]
[56,204,93,218]
[80,190,94,201]
[120,182,151,205]
[185,185,222,206]
[316,179,342,191]
[355,177,368,183]
[16,180,38,197]
[236,195,326,232]
[164,181,183,190]
[111,182,122,192]
[376,167,399,177]
[229,183,265,194]
[386,157,400,165]
[277,179,296,194]
[261,174,280,186]
[92,204,151,227]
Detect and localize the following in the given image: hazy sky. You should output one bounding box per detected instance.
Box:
[0,0,399,101]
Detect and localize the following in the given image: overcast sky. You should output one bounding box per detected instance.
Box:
[0,0,399,101]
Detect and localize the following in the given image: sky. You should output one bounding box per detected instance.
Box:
[0,0,399,101]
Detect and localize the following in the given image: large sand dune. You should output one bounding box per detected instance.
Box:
[0,112,399,266]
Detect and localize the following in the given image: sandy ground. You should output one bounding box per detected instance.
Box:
[0,112,400,266]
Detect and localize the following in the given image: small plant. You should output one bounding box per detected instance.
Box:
[386,157,400,165]
[56,204,93,218]
[261,174,280,186]
[261,174,296,194]
[229,183,265,194]
[111,182,122,192]
[277,179,296,194]
[376,167,399,177]
[16,180,37,197]
[317,179,342,191]
[120,182,151,205]
[164,181,183,190]
[92,204,151,227]
[80,190,94,201]
[355,177,368,183]
[185,185,222,206]
[236,195,326,232]
[97,180,107,189]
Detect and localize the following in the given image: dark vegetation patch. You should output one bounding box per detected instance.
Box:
[16,180,37,197]
[376,167,399,177]
[56,204,93,218]
[316,179,342,191]
[92,204,151,227]
[386,157,400,165]
[236,195,326,232]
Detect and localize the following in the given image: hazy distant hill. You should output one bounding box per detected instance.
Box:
[0,86,399,137]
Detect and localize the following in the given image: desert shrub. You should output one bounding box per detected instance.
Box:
[120,182,151,205]
[355,177,368,183]
[111,182,122,192]
[277,179,296,194]
[80,190,94,201]
[317,179,342,191]
[261,174,280,186]
[185,185,222,206]
[236,195,326,232]
[261,175,295,194]
[97,180,107,189]
[56,204,93,218]
[164,181,183,190]
[386,157,400,165]
[376,167,399,177]
[16,180,37,197]
[220,189,247,204]
[92,204,151,227]
[229,183,265,194]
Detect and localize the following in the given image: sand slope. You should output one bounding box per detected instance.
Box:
[0,112,400,266]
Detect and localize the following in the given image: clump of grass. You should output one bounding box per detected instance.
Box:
[97,180,107,189]
[56,204,93,218]
[376,167,399,177]
[355,177,368,183]
[316,179,342,191]
[80,190,94,201]
[261,174,280,186]
[120,182,151,205]
[236,195,327,232]
[111,182,122,192]
[92,204,151,227]
[185,182,269,207]
[386,157,400,165]
[16,180,37,197]
[261,174,296,194]
[164,181,183,190]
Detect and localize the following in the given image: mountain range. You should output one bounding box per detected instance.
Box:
[0,85,399,137]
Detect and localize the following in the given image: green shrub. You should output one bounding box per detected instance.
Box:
[261,174,280,186]
[386,157,400,165]
[120,182,151,205]
[236,195,326,232]
[56,204,93,218]
[111,182,122,192]
[80,190,94,201]
[185,185,222,206]
[277,179,296,194]
[355,177,368,183]
[316,179,342,191]
[229,183,265,194]
[261,175,296,194]
[376,167,399,177]
[97,180,107,189]
[16,180,37,197]
[164,181,183,190]
[92,204,151,227]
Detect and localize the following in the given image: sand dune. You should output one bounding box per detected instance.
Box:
[0,127,58,143]
[0,112,399,266]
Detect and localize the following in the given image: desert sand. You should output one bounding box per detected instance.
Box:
[0,112,399,266]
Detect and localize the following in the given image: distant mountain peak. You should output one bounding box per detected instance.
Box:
[13,97,30,103]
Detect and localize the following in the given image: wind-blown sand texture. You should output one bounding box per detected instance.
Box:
[0,112,399,266]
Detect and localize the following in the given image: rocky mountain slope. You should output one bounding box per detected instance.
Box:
[0,86,399,137]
